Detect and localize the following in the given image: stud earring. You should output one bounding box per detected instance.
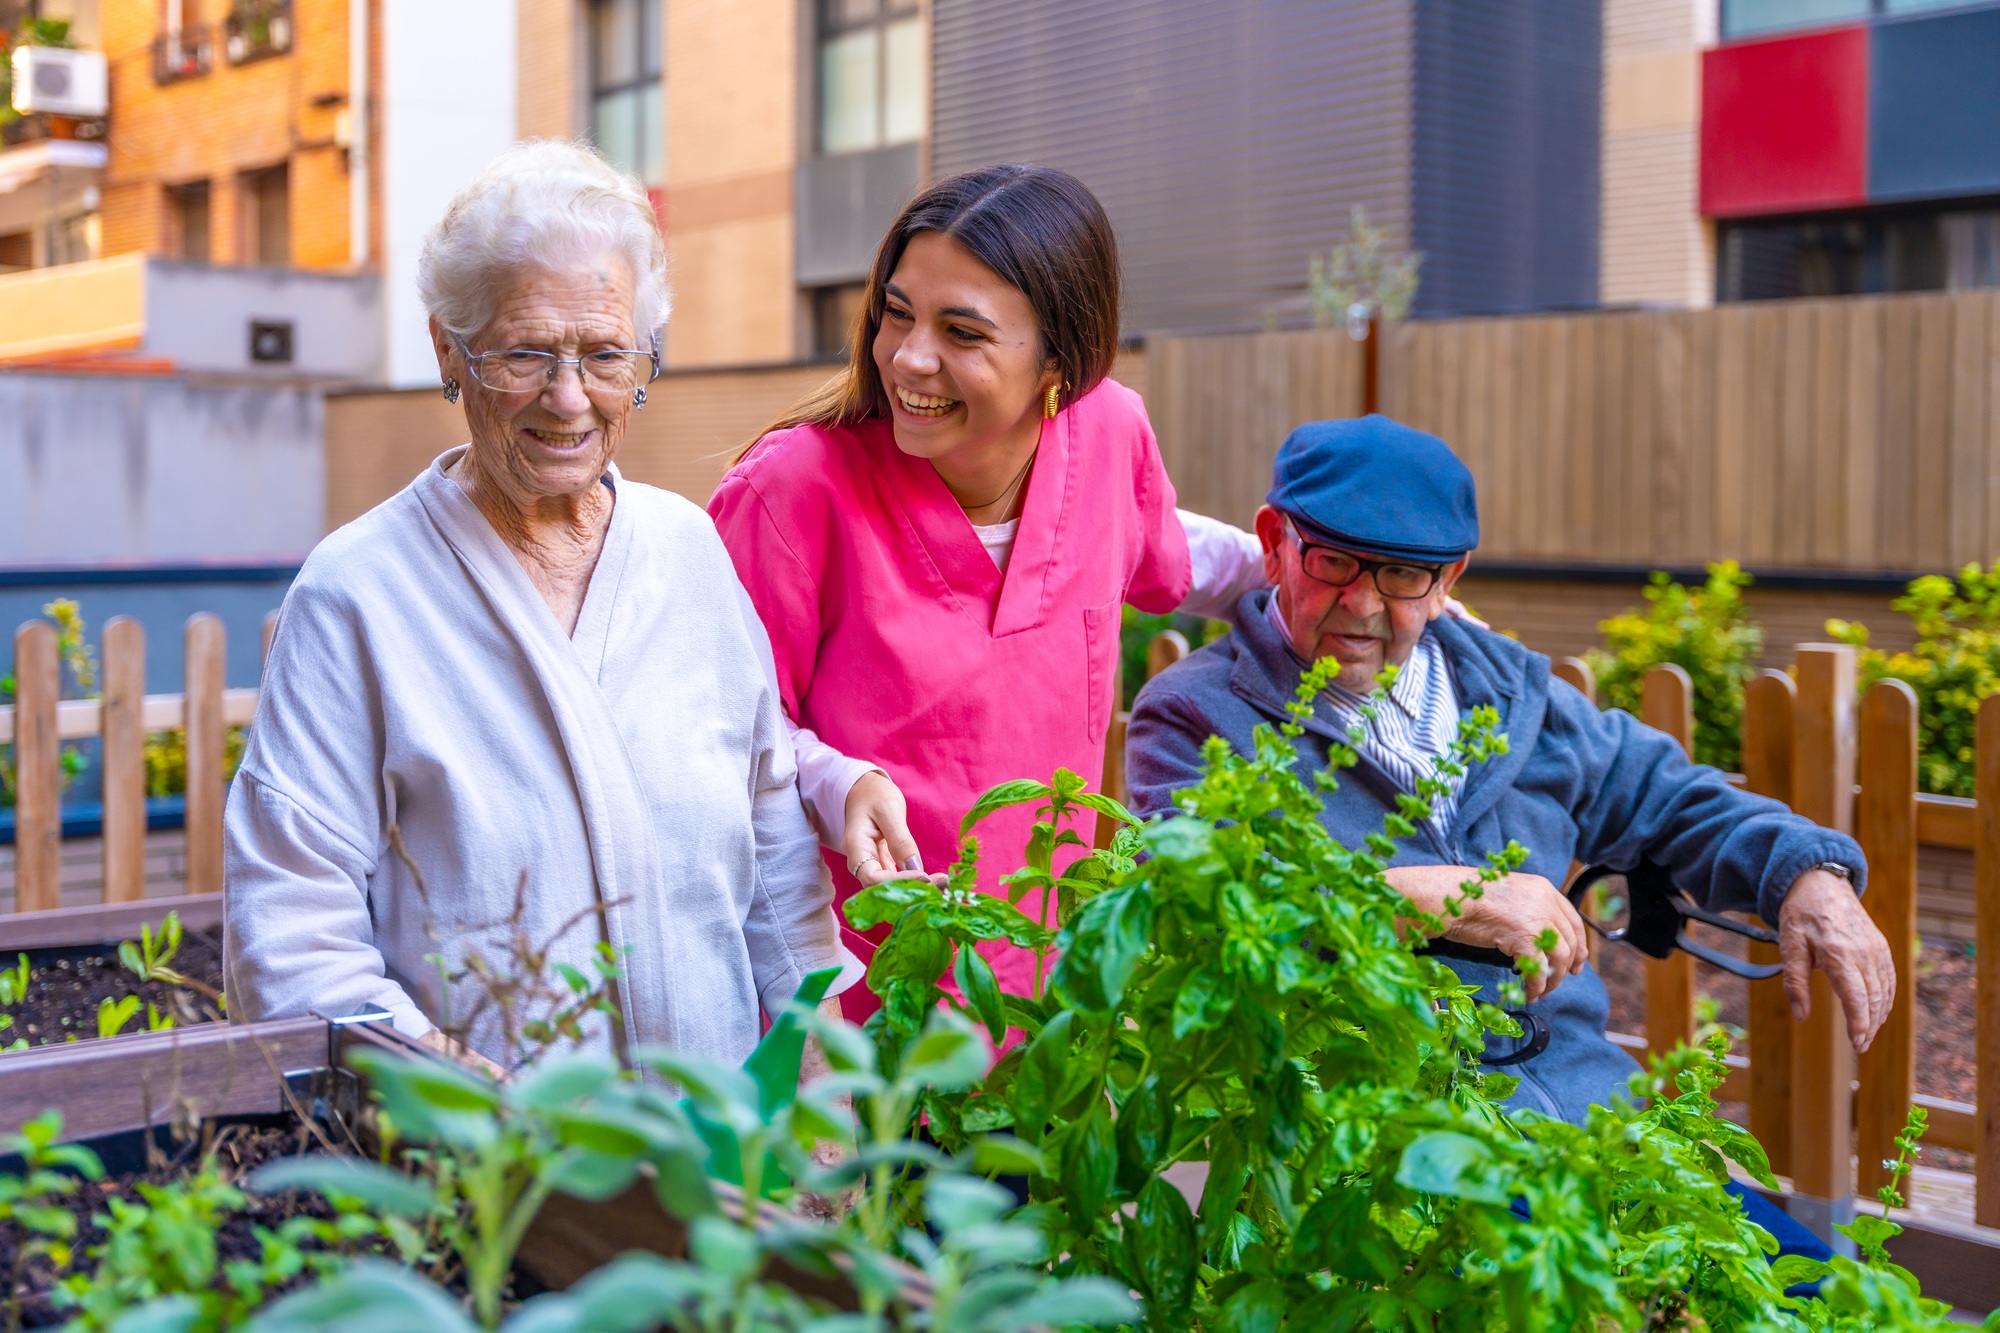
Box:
[633,386,648,409]
[442,378,460,404]
[1044,383,1062,419]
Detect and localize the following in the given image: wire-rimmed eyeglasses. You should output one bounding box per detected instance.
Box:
[454,335,661,395]
[1285,520,1445,600]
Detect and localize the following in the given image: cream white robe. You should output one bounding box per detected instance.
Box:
[223,450,859,1065]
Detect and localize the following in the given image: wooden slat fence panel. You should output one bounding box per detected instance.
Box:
[182,615,226,897]
[1151,291,2000,573]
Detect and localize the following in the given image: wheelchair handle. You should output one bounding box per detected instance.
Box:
[1567,861,1782,981]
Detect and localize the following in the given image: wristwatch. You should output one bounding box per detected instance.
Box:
[1813,861,1853,882]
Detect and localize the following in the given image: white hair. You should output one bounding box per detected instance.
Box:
[417,139,670,347]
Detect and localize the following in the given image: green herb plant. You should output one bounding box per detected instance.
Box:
[848,665,1976,1330]
[1829,562,2000,797]
[0,1111,102,1333]
[1587,561,1762,772]
[234,989,1134,1333]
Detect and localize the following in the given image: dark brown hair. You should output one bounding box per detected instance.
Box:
[760,164,1121,438]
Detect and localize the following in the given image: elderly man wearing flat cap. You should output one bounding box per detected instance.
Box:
[1127,415,1895,1128]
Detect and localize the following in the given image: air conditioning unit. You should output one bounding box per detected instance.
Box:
[10,47,109,118]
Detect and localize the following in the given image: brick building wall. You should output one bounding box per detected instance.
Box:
[97,0,354,270]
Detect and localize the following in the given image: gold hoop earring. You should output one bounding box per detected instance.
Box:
[1044,383,1062,419]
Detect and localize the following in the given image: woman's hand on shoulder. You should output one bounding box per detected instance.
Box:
[843,771,945,887]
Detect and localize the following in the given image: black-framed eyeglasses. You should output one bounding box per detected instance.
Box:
[454,335,661,395]
[1285,521,1445,600]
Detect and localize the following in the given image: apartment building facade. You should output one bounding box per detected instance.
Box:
[1,0,512,383]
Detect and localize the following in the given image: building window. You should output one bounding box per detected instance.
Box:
[244,162,290,266]
[0,232,32,273]
[1720,0,1990,40]
[809,282,867,357]
[1717,206,2000,301]
[168,179,211,262]
[589,0,663,186]
[818,0,924,157]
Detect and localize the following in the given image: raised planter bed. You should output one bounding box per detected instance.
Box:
[0,1009,916,1321]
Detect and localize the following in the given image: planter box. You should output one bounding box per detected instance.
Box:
[0,1010,922,1310]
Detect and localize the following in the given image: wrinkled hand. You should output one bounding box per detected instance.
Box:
[842,771,943,886]
[1383,867,1587,1003]
[1779,868,1896,1052]
[418,1027,508,1081]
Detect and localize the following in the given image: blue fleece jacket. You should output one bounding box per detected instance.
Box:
[1125,591,1867,1124]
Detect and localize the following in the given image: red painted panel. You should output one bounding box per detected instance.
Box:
[1701,26,1869,218]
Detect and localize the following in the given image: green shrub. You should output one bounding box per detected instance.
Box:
[1586,562,1762,772]
[1828,562,2000,799]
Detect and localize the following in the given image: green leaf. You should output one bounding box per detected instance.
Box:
[1051,883,1155,1013]
[1214,1279,1286,1333]
[960,779,1054,836]
[844,879,938,932]
[1170,967,1234,1038]
[247,1158,437,1219]
[1070,790,1139,827]
[1115,1074,1174,1193]
[1128,1175,1197,1312]
[970,1134,1045,1178]
[1057,1100,1116,1226]
[510,1055,615,1113]
[955,943,1007,1045]
[1395,1131,1510,1206]
[926,1173,1015,1233]
[543,1147,642,1202]
[975,1276,1138,1332]
[346,1048,501,1150]
[503,1253,711,1333]
[1141,816,1214,863]
[1198,1121,1249,1255]
[242,1257,480,1332]
[687,1214,762,1281]
[896,1008,990,1093]
[741,965,841,1117]
[632,1048,760,1120]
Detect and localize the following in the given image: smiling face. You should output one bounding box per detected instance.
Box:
[871,231,1059,474]
[430,258,638,506]
[1253,504,1468,692]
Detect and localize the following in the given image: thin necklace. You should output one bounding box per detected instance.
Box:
[959,449,1036,516]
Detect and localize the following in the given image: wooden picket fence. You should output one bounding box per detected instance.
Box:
[1,613,267,912]
[1108,633,2000,1229]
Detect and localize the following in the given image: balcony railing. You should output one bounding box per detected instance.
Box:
[224,0,293,66]
[151,25,213,84]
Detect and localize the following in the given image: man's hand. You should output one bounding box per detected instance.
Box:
[1383,867,1588,1003]
[1778,868,1895,1052]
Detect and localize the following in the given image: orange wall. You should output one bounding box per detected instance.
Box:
[97,0,354,269]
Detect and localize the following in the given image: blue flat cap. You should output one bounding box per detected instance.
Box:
[1266,415,1479,562]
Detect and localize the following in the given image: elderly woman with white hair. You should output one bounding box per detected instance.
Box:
[223,140,860,1070]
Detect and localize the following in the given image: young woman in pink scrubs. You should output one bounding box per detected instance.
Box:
[708,166,1266,1006]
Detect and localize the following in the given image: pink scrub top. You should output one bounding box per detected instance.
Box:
[707,378,1193,1002]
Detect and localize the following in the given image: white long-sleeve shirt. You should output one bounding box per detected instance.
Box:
[787,509,1265,850]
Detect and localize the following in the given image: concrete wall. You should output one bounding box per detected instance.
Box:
[0,372,325,566]
[380,0,518,386]
[145,261,383,380]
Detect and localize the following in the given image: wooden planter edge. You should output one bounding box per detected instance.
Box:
[0,892,223,953]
